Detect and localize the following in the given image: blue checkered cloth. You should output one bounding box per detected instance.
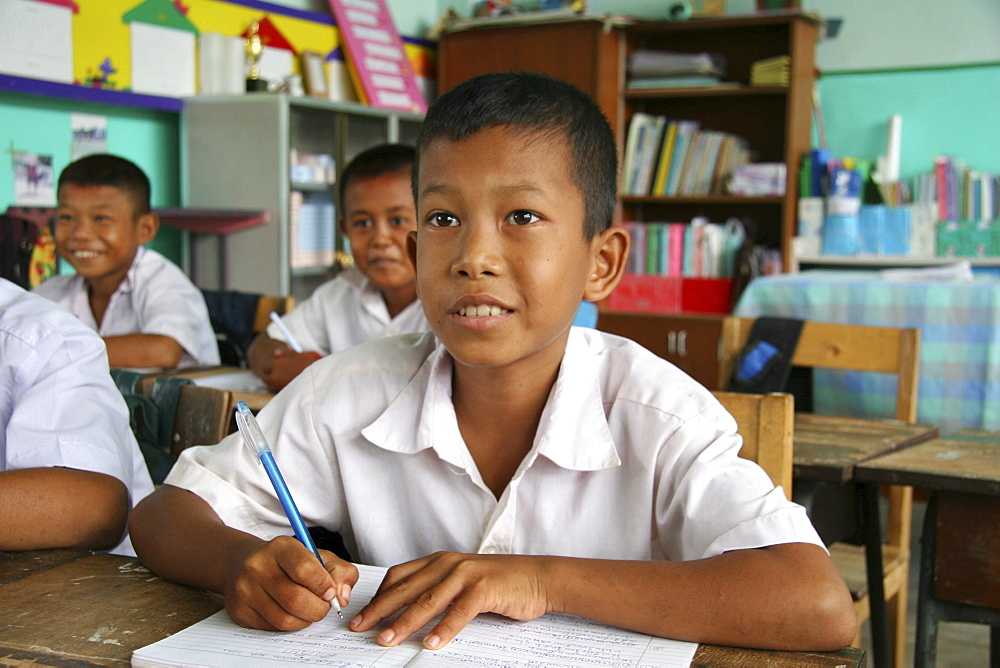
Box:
[734,270,1000,434]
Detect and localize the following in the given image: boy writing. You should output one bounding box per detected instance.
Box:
[131,73,855,651]
[34,154,219,372]
[248,144,427,392]
[1,278,154,555]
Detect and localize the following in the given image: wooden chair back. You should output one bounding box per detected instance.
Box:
[721,317,921,665]
[712,390,794,498]
[137,379,236,457]
[720,318,920,423]
[253,295,295,334]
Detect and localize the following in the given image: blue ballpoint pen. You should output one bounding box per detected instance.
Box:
[234,401,343,618]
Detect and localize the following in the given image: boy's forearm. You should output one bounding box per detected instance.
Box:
[548,543,856,651]
[129,484,264,593]
[105,333,184,369]
[0,467,128,551]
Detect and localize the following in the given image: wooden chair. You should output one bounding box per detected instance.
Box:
[712,391,794,499]
[720,318,921,668]
[201,290,295,366]
[252,294,295,334]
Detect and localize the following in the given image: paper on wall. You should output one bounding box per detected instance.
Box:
[0,0,73,83]
[131,21,196,98]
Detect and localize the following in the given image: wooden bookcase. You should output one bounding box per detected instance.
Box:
[437,12,820,280]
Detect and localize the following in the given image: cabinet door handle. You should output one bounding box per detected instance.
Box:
[677,330,687,357]
[667,331,677,355]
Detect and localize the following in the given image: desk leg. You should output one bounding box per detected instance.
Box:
[862,482,890,668]
[915,493,938,668]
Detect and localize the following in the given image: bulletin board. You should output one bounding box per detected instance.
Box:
[65,0,433,95]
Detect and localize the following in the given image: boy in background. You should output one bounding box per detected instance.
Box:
[1,278,154,556]
[131,73,855,652]
[34,154,219,372]
[248,144,427,392]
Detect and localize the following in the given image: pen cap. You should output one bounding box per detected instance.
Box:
[234,401,271,461]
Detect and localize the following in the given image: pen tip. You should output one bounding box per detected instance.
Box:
[337,610,344,619]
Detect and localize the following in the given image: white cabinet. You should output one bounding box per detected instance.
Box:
[182,94,422,300]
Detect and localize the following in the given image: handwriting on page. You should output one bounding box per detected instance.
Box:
[131,563,696,667]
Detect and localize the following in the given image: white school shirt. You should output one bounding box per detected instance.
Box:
[266,266,428,355]
[167,328,823,567]
[33,247,220,371]
[0,279,155,556]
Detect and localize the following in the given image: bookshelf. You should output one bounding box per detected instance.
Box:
[438,13,821,314]
[182,94,422,301]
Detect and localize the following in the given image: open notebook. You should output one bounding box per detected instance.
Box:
[132,563,697,667]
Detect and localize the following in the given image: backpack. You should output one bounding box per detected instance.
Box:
[110,369,192,484]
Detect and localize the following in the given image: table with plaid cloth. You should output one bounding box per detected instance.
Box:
[734,270,1000,434]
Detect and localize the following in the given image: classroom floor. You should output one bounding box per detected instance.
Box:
[858,500,991,667]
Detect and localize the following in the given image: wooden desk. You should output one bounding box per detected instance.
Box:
[856,430,1000,668]
[0,552,865,667]
[0,547,89,585]
[792,413,939,668]
[153,365,273,411]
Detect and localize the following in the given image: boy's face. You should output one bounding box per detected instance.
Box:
[342,169,417,293]
[55,184,157,288]
[411,126,625,374]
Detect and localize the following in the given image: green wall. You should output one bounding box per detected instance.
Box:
[0,92,182,261]
[818,63,1000,180]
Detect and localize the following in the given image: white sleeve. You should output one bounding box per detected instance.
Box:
[133,264,220,367]
[654,402,824,561]
[6,322,150,500]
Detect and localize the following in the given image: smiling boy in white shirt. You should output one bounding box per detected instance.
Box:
[131,72,855,653]
[33,154,218,372]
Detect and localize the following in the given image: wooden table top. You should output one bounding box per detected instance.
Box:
[855,429,1000,496]
[0,552,865,667]
[0,547,90,585]
[793,412,940,482]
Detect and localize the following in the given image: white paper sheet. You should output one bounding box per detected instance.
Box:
[0,0,73,83]
[189,369,268,394]
[132,564,697,667]
[130,22,196,98]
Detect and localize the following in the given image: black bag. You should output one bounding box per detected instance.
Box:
[726,316,813,412]
[110,370,192,484]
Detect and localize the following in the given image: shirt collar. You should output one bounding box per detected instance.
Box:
[362,329,620,472]
[118,246,145,294]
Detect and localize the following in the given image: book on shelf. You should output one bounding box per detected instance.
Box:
[750,54,790,86]
[651,120,679,195]
[620,218,744,280]
[663,120,700,196]
[627,49,725,78]
[626,76,735,90]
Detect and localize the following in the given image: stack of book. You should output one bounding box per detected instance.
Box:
[618,218,746,279]
[626,49,728,90]
[914,155,999,223]
[621,113,751,197]
[749,55,790,86]
[289,190,336,269]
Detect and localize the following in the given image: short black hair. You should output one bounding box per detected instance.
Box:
[58,154,151,216]
[339,143,415,212]
[415,71,617,239]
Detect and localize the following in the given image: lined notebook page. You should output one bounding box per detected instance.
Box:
[131,564,697,667]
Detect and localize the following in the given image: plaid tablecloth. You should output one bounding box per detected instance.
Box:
[734,270,1000,434]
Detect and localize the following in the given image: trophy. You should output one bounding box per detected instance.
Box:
[245,21,267,92]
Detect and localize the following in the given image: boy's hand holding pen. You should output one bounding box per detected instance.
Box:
[228,402,358,628]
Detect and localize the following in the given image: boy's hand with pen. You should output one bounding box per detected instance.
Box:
[223,536,358,631]
[256,346,323,393]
